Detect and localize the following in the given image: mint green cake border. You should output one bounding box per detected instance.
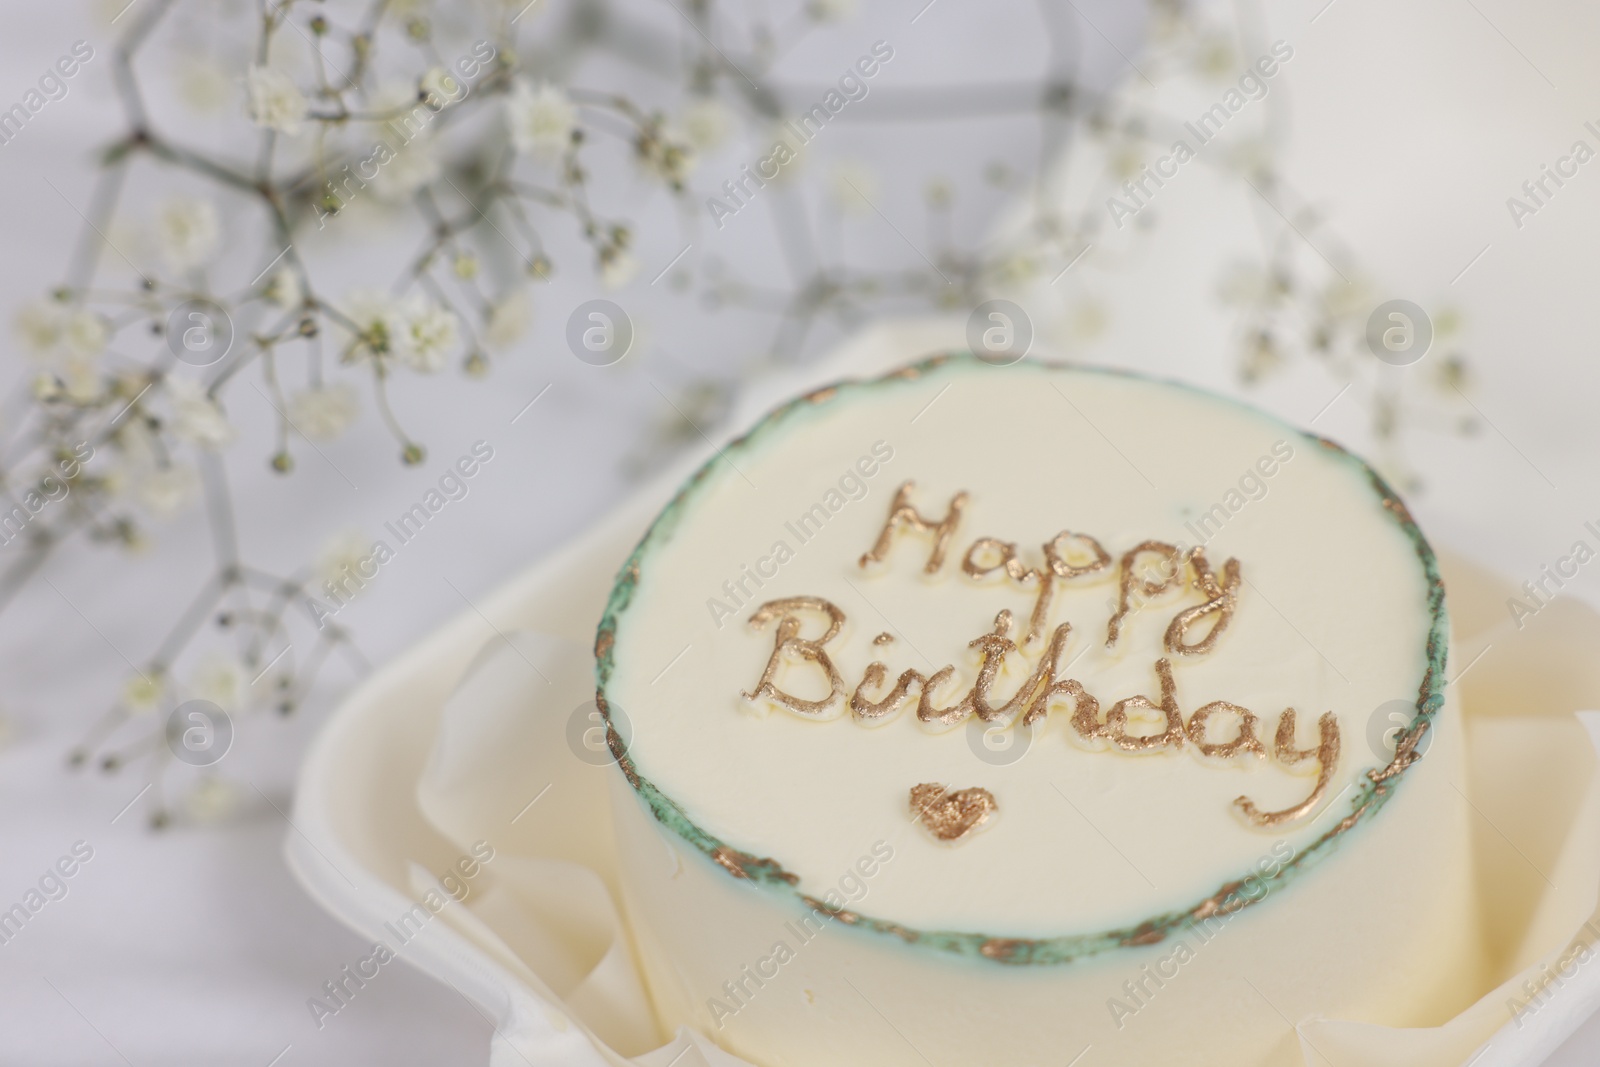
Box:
[593,352,1449,966]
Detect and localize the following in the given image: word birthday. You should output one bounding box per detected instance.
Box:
[740,482,1342,828]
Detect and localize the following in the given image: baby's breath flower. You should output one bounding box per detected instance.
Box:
[637,124,696,188]
[681,97,734,151]
[156,199,221,273]
[63,308,108,360]
[185,776,240,824]
[420,66,464,108]
[1192,35,1237,81]
[829,161,878,214]
[167,378,236,448]
[122,673,165,715]
[341,290,410,362]
[264,267,303,310]
[246,66,308,135]
[188,655,245,712]
[599,248,639,290]
[288,383,358,441]
[15,300,106,362]
[809,0,857,21]
[61,356,101,404]
[507,80,576,158]
[1070,298,1109,340]
[316,530,375,590]
[1320,275,1372,321]
[399,298,459,372]
[371,137,441,202]
[15,300,66,358]
[179,59,231,114]
[134,465,200,518]
[1218,263,1274,306]
[485,289,531,350]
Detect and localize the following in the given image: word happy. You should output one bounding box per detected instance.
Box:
[740,482,1342,828]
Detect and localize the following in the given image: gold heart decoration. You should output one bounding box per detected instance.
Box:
[910,783,998,843]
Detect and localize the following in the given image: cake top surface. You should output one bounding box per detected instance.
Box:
[596,354,1445,958]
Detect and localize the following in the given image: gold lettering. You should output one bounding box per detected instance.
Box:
[743,597,847,718]
[1107,542,1185,647]
[1101,657,1186,752]
[1235,710,1341,827]
[1043,530,1112,580]
[1186,700,1267,759]
[916,612,1074,727]
[1165,550,1242,656]
[859,481,968,574]
[851,663,930,723]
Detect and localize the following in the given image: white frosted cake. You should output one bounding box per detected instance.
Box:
[595,355,1481,1066]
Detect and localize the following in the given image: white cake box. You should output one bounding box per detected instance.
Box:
[287,323,1600,1067]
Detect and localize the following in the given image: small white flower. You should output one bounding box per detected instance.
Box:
[829,161,878,214]
[157,199,221,273]
[485,290,531,350]
[185,776,240,824]
[1321,275,1373,321]
[993,255,1038,286]
[288,383,359,441]
[316,529,376,590]
[1218,263,1275,306]
[1193,35,1238,81]
[340,291,458,371]
[399,298,459,372]
[764,123,809,184]
[180,60,231,114]
[507,80,576,158]
[681,97,734,151]
[264,267,303,310]
[122,673,166,715]
[371,137,440,202]
[61,356,101,404]
[14,301,107,361]
[247,65,308,135]
[1069,298,1109,340]
[188,654,246,712]
[420,66,466,109]
[166,377,236,449]
[809,0,856,20]
[15,300,64,358]
[63,309,108,360]
[637,124,696,187]
[135,465,200,517]
[341,290,410,362]
[599,249,639,290]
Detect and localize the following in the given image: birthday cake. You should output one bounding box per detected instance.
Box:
[594,354,1482,1066]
